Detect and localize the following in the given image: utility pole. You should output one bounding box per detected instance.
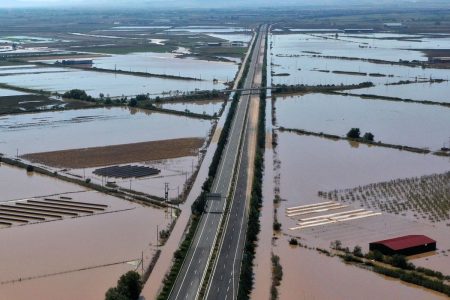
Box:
[164,182,169,203]
[141,251,144,276]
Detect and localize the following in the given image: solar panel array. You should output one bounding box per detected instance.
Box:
[0,197,107,227]
[93,165,161,179]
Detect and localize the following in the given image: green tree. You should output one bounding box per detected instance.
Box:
[363,132,374,141]
[128,99,138,107]
[347,128,361,139]
[105,271,142,300]
[105,288,128,300]
[116,271,142,300]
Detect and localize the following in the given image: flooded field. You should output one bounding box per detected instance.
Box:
[89,52,238,81]
[0,66,225,97]
[157,99,224,115]
[0,88,28,97]
[275,93,450,150]
[270,33,450,86]
[70,155,200,199]
[0,107,212,156]
[275,243,448,300]
[270,33,426,62]
[266,28,450,299]
[0,163,170,300]
[206,33,252,43]
[349,81,450,103]
[165,26,251,33]
[0,163,86,201]
[274,132,450,273]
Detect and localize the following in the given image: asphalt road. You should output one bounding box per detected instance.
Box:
[204,27,267,300]
[168,26,266,300]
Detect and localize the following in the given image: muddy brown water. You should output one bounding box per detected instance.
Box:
[0,163,170,300]
[272,132,450,298]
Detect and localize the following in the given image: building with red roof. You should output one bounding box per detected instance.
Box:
[369,235,436,256]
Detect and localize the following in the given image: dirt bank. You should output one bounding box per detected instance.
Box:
[22,138,204,168]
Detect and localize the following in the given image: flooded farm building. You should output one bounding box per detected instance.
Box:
[369,235,436,256]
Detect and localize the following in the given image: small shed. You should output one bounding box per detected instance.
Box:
[369,235,436,256]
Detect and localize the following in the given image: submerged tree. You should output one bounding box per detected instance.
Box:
[346,128,361,139]
[363,132,375,142]
[105,271,142,300]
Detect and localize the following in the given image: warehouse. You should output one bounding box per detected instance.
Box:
[369,235,436,256]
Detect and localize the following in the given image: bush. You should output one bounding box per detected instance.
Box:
[63,89,94,101]
[26,165,34,172]
[135,94,150,101]
[390,254,414,270]
[289,238,298,246]
[330,240,342,250]
[366,250,384,262]
[273,221,281,231]
[352,245,364,257]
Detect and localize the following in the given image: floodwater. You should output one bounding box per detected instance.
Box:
[90,52,238,81]
[0,67,225,97]
[274,132,450,275]
[0,107,212,156]
[336,33,450,50]
[270,33,426,62]
[0,163,170,300]
[165,26,251,33]
[207,33,252,43]
[349,81,450,103]
[275,243,448,300]
[157,99,224,115]
[275,93,450,151]
[0,163,86,201]
[275,131,449,201]
[268,29,450,299]
[269,34,450,86]
[251,98,275,300]
[0,66,69,75]
[0,88,28,97]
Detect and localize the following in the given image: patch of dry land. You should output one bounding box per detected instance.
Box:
[23,137,204,168]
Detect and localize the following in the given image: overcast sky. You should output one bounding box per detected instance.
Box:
[0,0,444,8]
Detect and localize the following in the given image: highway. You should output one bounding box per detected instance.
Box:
[168,25,267,300]
[204,27,266,300]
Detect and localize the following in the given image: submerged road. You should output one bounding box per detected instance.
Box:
[168,25,267,300]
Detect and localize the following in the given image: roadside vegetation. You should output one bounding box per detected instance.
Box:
[238,28,267,300]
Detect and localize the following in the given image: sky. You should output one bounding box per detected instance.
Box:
[0,0,445,8]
